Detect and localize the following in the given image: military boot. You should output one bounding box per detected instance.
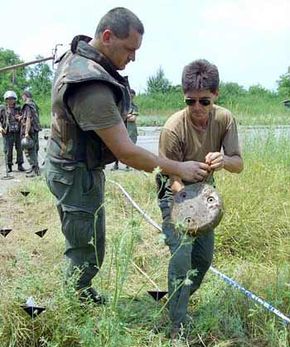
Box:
[26,166,40,178]
[7,164,12,173]
[35,165,40,176]
[111,162,119,171]
[18,164,25,172]
[78,287,107,305]
[26,166,34,174]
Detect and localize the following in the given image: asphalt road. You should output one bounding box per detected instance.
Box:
[0,128,160,197]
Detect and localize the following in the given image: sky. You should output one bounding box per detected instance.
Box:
[1,0,290,93]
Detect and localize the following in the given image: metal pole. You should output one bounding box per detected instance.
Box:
[0,56,54,74]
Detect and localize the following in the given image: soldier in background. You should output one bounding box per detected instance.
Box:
[112,88,139,170]
[20,90,42,177]
[0,90,25,172]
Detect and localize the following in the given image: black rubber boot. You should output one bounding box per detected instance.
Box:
[18,164,25,172]
[26,166,34,174]
[26,166,40,177]
[111,162,119,171]
[79,287,106,305]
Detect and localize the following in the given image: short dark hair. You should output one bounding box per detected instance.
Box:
[182,59,219,93]
[130,89,136,96]
[95,7,144,39]
[23,90,32,98]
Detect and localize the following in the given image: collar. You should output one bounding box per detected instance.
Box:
[70,35,128,85]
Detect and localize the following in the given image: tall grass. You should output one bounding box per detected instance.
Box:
[136,92,290,126]
[36,91,290,128]
[0,132,290,346]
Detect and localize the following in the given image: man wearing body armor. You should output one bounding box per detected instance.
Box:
[20,91,42,177]
[45,7,214,305]
[0,90,25,172]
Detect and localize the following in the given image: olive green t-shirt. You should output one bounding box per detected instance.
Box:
[159,104,241,163]
[67,81,122,131]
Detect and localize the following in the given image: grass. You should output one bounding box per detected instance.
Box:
[37,92,290,128]
[135,92,290,127]
[0,132,290,346]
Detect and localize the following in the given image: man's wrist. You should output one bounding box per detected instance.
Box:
[174,161,183,178]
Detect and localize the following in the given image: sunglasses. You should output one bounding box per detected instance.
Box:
[184,98,211,106]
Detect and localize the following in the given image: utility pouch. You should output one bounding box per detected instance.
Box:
[8,122,19,133]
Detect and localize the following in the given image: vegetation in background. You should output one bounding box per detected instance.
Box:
[26,56,53,98]
[0,131,289,346]
[146,66,172,94]
[0,49,53,127]
[1,49,290,127]
[136,74,290,126]
[278,70,290,99]
[0,48,26,96]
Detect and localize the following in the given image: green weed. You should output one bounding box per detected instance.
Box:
[0,132,290,346]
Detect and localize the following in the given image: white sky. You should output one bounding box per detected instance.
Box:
[1,0,290,92]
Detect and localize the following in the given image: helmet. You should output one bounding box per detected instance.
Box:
[4,90,17,100]
[22,90,32,98]
[21,137,34,150]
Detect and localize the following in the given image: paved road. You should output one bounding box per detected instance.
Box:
[0,128,161,196]
[2,125,287,196]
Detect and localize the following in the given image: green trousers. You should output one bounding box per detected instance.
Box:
[159,199,214,329]
[24,132,39,168]
[45,160,105,290]
[3,132,24,166]
[127,122,138,144]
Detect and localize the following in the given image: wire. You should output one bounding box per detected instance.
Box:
[108,179,290,325]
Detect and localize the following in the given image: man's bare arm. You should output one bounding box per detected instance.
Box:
[205,152,243,173]
[25,116,31,137]
[223,154,243,173]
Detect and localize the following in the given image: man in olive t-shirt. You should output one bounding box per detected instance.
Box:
[157,59,243,339]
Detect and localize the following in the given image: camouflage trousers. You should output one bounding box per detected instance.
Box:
[24,132,39,168]
[159,198,214,329]
[127,122,138,144]
[45,160,105,290]
[2,131,24,166]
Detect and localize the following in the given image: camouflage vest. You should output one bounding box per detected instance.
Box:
[48,35,131,168]
[21,100,42,135]
[0,105,21,134]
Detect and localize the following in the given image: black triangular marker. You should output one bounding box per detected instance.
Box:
[35,229,48,238]
[20,191,30,197]
[147,290,168,301]
[21,305,46,318]
[0,228,12,237]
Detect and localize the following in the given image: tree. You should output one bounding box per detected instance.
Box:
[0,48,27,100]
[248,84,276,98]
[277,71,290,99]
[146,67,172,94]
[27,56,53,97]
[217,82,246,105]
